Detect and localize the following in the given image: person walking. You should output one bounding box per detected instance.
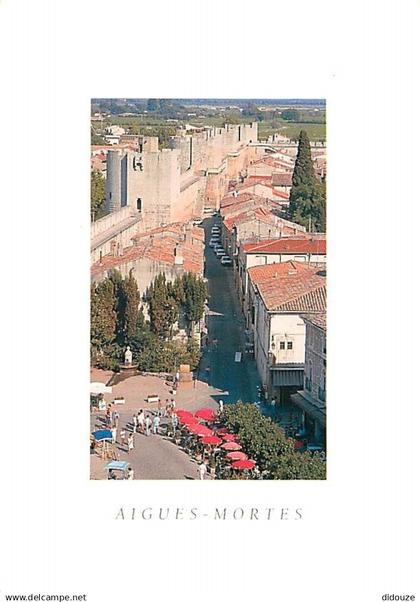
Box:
[152,414,160,435]
[145,414,152,437]
[171,397,176,410]
[157,399,162,417]
[138,409,145,433]
[132,414,138,432]
[120,428,126,447]
[126,467,134,480]
[198,462,207,480]
[127,432,134,453]
[111,425,117,445]
[114,411,120,430]
[171,413,179,435]
[218,399,224,413]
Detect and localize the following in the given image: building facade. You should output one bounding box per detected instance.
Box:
[247,262,326,402]
[291,314,327,447]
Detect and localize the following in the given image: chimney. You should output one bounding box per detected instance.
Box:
[174,243,184,265]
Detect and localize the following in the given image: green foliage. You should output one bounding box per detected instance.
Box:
[90,280,117,354]
[147,99,159,112]
[289,181,326,232]
[172,272,208,331]
[136,333,201,372]
[147,273,179,339]
[90,171,106,220]
[91,268,206,372]
[91,129,107,145]
[121,270,140,343]
[147,272,207,337]
[292,130,316,187]
[288,130,326,232]
[222,402,326,480]
[91,270,141,366]
[281,109,300,122]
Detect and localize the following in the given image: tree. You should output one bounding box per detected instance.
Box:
[292,129,316,187]
[173,272,207,333]
[281,109,300,122]
[222,402,326,480]
[121,270,140,344]
[91,171,106,219]
[147,98,159,112]
[108,270,125,345]
[90,280,117,363]
[147,273,179,338]
[289,181,326,232]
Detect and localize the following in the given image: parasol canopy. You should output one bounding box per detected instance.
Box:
[179,414,198,425]
[221,441,242,451]
[226,451,248,461]
[222,434,238,442]
[195,408,217,422]
[188,424,213,437]
[92,429,113,442]
[232,460,256,470]
[174,409,193,417]
[201,435,222,445]
[90,382,112,395]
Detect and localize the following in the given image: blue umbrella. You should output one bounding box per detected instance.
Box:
[92,429,113,442]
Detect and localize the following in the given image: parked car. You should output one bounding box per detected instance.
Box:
[220,256,232,265]
[215,248,226,257]
[209,239,220,248]
[211,226,220,234]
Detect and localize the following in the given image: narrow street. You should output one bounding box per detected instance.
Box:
[200,217,261,406]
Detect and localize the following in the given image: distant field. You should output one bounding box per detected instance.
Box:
[258,121,326,142]
[93,115,326,143]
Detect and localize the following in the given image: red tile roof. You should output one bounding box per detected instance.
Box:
[248,261,326,312]
[235,179,290,199]
[271,172,293,187]
[242,238,326,255]
[91,222,204,277]
[302,312,327,332]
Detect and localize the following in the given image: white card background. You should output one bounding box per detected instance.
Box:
[1,0,419,600]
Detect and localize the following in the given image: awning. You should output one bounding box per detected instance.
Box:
[271,366,303,387]
[290,392,326,427]
[90,382,112,395]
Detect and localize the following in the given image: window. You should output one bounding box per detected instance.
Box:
[287,341,293,350]
[137,198,142,212]
[279,341,285,350]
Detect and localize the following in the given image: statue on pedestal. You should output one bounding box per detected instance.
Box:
[124,346,132,366]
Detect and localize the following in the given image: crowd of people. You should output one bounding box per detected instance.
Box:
[94,393,228,480]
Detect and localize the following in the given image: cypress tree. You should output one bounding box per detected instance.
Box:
[91,279,117,356]
[292,129,316,187]
[121,270,140,343]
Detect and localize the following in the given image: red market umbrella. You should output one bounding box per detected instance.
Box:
[175,409,194,418]
[222,434,238,442]
[201,435,222,446]
[188,424,213,437]
[226,451,248,461]
[221,441,242,451]
[179,414,198,425]
[232,460,256,470]
[195,408,217,422]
